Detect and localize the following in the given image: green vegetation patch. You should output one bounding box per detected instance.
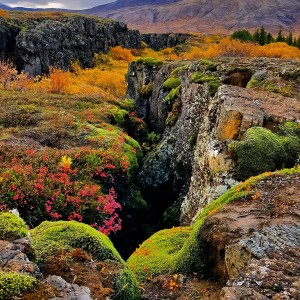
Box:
[230,125,300,181]
[0,212,28,241]
[170,65,189,78]
[0,271,36,300]
[164,85,181,105]
[30,220,124,262]
[199,59,218,71]
[190,72,220,96]
[136,57,163,68]
[163,78,181,90]
[30,220,141,300]
[127,227,191,281]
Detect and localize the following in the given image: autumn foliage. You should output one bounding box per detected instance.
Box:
[0,9,8,19]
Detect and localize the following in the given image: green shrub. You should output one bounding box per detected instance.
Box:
[232,126,300,181]
[0,271,36,300]
[163,78,181,90]
[114,268,141,300]
[190,72,220,96]
[0,212,28,241]
[136,57,163,68]
[109,108,129,126]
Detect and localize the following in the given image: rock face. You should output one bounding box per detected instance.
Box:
[0,238,41,278]
[203,173,300,299]
[127,57,300,227]
[142,33,190,51]
[0,15,141,76]
[0,15,188,76]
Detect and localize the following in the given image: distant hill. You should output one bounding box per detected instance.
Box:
[82,0,300,34]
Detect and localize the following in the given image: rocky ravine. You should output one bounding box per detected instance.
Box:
[127,57,300,228]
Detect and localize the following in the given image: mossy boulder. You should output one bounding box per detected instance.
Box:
[231,126,300,181]
[30,221,141,299]
[0,212,28,242]
[0,271,36,300]
[30,220,123,262]
[127,227,191,281]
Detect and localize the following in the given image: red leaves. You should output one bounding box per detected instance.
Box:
[0,148,123,235]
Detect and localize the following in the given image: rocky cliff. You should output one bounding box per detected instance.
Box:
[0,14,189,76]
[0,15,141,75]
[127,57,300,228]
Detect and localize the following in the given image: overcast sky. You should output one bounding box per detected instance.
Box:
[2,0,113,9]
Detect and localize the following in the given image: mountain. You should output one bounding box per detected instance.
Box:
[0,2,10,9]
[83,0,300,34]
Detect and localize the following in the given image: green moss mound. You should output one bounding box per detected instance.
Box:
[0,212,28,241]
[127,227,191,281]
[231,126,300,181]
[163,78,181,90]
[30,221,141,299]
[136,57,163,68]
[30,220,123,262]
[190,72,220,96]
[199,59,218,71]
[0,271,36,300]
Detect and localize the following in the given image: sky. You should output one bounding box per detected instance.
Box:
[1,0,113,9]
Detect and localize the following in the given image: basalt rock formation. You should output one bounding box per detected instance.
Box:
[127,57,300,228]
[0,14,189,76]
[0,15,141,76]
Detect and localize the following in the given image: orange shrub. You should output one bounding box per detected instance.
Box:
[49,67,71,94]
[110,46,134,62]
[0,60,17,89]
[0,9,9,19]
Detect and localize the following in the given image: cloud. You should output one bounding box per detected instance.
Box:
[2,0,114,10]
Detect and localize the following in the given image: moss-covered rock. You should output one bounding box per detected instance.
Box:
[0,271,36,300]
[30,220,141,299]
[231,126,300,181]
[128,167,300,281]
[190,72,220,96]
[30,220,123,262]
[127,226,191,281]
[175,167,300,273]
[164,85,181,105]
[135,57,163,68]
[0,212,28,242]
[199,59,218,71]
[163,78,181,90]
